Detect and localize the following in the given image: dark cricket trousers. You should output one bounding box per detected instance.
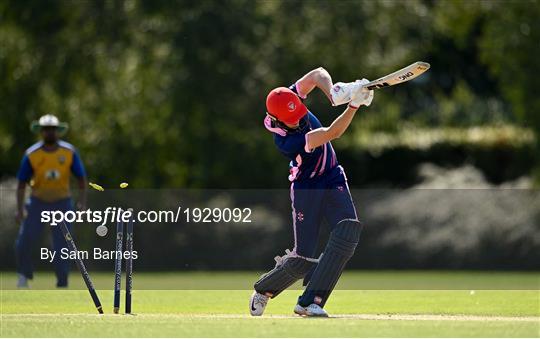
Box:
[15,197,73,287]
[290,165,358,259]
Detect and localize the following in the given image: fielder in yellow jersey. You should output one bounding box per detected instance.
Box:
[15,114,87,288]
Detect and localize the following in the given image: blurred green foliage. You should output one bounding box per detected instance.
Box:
[0,0,538,187]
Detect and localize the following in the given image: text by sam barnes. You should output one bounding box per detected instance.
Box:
[41,248,138,262]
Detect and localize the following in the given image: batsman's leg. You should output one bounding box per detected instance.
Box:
[251,250,318,316]
[297,219,363,308]
[254,183,323,298]
[254,250,318,298]
[250,183,324,316]
[298,168,361,309]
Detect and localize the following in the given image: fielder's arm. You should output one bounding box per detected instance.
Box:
[295,67,334,103]
[305,105,358,150]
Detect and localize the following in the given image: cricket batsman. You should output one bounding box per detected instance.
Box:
[15,114,87,288]
[250,68,374,317]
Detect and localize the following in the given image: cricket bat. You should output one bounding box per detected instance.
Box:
[364,61,430,90]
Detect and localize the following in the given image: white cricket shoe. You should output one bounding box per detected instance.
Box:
[294,303,329,317]
[17,273,29,288]
[249,291,269,316]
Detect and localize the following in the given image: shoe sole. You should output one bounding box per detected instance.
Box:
[294,308,329,317]
[294,309,306,316]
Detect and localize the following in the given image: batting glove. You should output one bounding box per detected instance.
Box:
[330,80,363,106]
[349,79,374,109]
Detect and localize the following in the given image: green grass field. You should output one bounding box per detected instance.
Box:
[1,271,539,337]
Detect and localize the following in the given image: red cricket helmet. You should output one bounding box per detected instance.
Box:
[266,87,307,125]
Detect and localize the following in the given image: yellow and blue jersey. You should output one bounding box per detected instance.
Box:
[16,140,86,202]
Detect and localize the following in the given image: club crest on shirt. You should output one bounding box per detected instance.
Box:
[58,155,66,164]
[45,169,60,180]
[296,211,304,222]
